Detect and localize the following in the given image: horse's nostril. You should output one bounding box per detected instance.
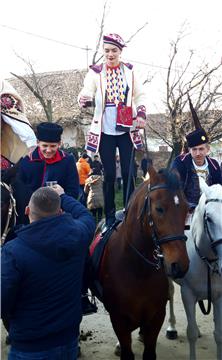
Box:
[171,262,185,279]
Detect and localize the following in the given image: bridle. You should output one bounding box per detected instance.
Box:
[145,184,187,246]
[1,181,17,245]
[129,183,187,269]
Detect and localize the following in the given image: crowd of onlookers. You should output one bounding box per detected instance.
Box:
[75,151,151,223]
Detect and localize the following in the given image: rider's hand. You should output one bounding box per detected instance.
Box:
[135,116,146,129]
[51,184,65,196]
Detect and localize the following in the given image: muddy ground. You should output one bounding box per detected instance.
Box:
[1,284,217,359]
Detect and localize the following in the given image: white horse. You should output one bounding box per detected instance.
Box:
[166,178,222,359]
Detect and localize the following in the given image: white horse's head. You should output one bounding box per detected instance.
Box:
[197,178,222,275]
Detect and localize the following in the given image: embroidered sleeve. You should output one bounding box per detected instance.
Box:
[133,71,148,118]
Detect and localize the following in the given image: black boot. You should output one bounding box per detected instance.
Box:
[105,208,116,227]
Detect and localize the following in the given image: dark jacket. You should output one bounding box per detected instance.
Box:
[171,153,222,207]
[19,148,79,200]
[1,194,96,351]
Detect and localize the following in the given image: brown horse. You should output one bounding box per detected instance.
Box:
[96,166,189,360]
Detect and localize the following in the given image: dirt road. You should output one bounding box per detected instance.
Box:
[1,284,217,359]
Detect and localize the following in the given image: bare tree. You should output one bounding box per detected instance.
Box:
[91,0,148,65]
[148,29,222,165]
[11,55,55,122]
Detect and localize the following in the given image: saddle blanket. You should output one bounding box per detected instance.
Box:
[89,221,121,301]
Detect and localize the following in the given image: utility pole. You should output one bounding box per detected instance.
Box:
[86,45,89,69]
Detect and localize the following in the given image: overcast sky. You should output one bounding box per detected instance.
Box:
[1,0,222,112]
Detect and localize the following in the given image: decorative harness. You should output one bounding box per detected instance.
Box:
[1,181,17,245]
[129,183,187,270]
[195,197,222,315]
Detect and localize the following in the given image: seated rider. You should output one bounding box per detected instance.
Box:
[171,127,222,211]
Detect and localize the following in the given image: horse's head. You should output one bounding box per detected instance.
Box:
[127,166,189,279]
[194,178,222,275]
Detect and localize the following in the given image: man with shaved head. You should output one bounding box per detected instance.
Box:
[1,185,95,360]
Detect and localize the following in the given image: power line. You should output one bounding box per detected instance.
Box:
[0,23,193,72]
[0,24,92,51]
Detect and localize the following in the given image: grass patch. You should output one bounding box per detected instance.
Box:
[115,178,143,211]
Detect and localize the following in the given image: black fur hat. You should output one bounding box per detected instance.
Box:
[37,122,63,142]
[186,128,208,148]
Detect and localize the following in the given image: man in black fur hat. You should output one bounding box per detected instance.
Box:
[172,127,222,209]
[18,122,97,315]
[18,122,80,201]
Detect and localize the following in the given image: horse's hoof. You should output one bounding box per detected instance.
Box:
[166,330,178,340]
[114,343,121,357]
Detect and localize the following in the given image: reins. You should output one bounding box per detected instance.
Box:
[125,146,135,207]
[1,181,18,245]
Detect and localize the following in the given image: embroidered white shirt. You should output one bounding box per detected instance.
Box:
[192,159,209,183]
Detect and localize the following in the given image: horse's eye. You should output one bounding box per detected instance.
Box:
[206,216,213,223]
[155,207,164,214]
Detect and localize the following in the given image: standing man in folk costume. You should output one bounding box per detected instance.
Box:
[78,33,148,227]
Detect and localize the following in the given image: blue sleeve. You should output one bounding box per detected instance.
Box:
[171,157,187,187]
[18,157,28,183]
[1,244,22,318]
[64,155,80,199]
[60,194,96,243]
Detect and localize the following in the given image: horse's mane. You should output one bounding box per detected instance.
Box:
[125,168,181,216]
[206,184,222,199]
[157,168,181,191]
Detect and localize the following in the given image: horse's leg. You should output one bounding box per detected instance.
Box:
[181,286,199,360]
[213,298,222,360]
[141,308,166,360]
[166,279,178,339]
[110,315,134,360]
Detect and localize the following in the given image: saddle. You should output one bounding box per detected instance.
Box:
[89,212,124,301]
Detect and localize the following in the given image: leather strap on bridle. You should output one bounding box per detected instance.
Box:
[131,182,187,269]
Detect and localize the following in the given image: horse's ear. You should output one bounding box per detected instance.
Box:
[199,177,209,196]
[147,165,158,185]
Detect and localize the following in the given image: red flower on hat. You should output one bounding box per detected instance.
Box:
[0,94,22,113]
[1,94,15,111]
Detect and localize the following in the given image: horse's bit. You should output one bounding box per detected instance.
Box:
[1,181,17,245]
[130,183,187,270]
